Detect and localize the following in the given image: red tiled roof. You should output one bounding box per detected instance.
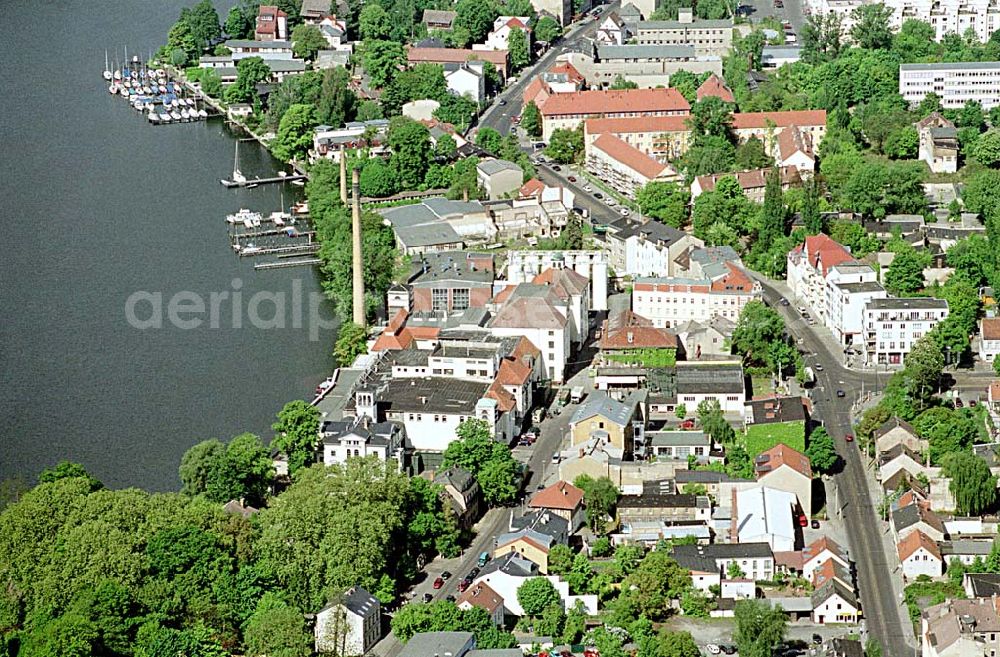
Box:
[774,550,805,572]
[897,529,942,562]
[710,263,755,293]
[496,358,531,386]
[592,133,674,180]
[407,47,508,68]
[982,317,1000,341]
[505,16,530,30]
[457,581,504,613]
[523,77,551,108]
[486,379,517,412]
[492,284,516,304]
[549,61,584,84]
[696,73,735,104]
[585,114,691,136]
[539,88,690,117]
[407,326,440,340]
[990,381,1000,403]
[695,166,801,193]
[529,481,584,510]
[512,336,541,369]
[600,310,677,349]
[386,308,408,334]
[811,557,851,589]
[731,110,827,130]
[371,331,414,351]
[804,234,855,276]
[805,536,847,564]
[777,125,813,162]
[755,443,812,479]
[519,178,545,198]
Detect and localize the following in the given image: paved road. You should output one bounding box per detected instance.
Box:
[741,0,806,34]
[752,274,914,657]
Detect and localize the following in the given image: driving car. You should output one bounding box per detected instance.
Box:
[499,99,507,105]
[780,298,789,306]
[845,433,855,442]
[837,390,845,398]
[593,192,603,199]
[552,165,562,171]
[815,364,824,371]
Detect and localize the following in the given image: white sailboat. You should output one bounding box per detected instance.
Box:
[103,50,113,80]
[231,140,246,184]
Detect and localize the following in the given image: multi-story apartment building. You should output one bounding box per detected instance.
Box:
[631,9,734,57]
[605,219,704,278]
[586,133,680,198]
[803,0,867,36]
[824,264,887,346]
[536,87,690,141]
[900,62,1000,110]
[864,297,950,365]
[886,0,1000,42]
[584,115,691,163]
[632,262,761,328]
[787,234,858,323]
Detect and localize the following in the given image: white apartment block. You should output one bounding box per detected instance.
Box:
[887,0,1000,42]
[864,297,950,365]
[506,250,609,311]
[900,62,1000,111]
[633,267,761,328]
[803,0,867,36]
[824,264,887,346]
[631,10,734,57]
[786,234,857,323]
[606,220,704,278]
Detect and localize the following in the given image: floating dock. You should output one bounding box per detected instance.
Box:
[254,258,322,270]
[221,174,308,188]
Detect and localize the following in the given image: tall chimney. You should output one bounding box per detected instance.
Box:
[339,145,348,205]
[351,168,365,327]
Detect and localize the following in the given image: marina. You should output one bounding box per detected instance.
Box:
[103,50,214,125]
[226,205,320,268]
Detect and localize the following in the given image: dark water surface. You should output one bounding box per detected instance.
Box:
[0,0,335,490]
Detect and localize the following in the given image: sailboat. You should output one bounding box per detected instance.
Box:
[103,50,113,80]
[221,140,247,186]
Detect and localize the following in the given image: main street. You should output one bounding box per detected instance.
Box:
[752,274,915,657]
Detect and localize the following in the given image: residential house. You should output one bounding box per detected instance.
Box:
[423,9,457,30]
[599,309,678,368]
[921,597,1000,657]
[825,264,886,347]
[568,391,644,459]
[605,218,704,279]
[939,539,992,567]
[457,582,505,626]
[674,469,755,499]
[471,555,560,616]
[811,580,859,624]
[225,39,295,60]
[407,47,510,78]
[864,297,950,366]
[675,361,746,415]
[482,16,532,51]
[320,417,407,468]
[696,72,735,103]
[762,45,803,68]
[754,443,813,519]
[729,110,828,157]
[882,0,1000,42]
[445,61,486,103]
[787,234,859,323]
[586,133,680,199]
[980,317,1000,363]
[802,536,851,582]
[398,632,476,657]
[300,0,333,21]
[489,288,572,382]
[744,396,808,431]
[674,316,735,360]
[536,87,690,141]
[541,61,586,92]
[529,481,586,533]
[477,159,523,200]
[595,12,628,44]
[314,586,381,656]
[631,10,734,56]
[811,557,853,591]
[777,125,816,173]
[255,5,288,41]
[672,542,776,591]
[310,119,391,162]
[493,527,560,573]
[632,260,761,327]
[879,443,926,483]
[874,417,928,454]
[916,113,959,174]
[735,485,798,551]
[646,431,712,462]
[435,466,483,529]
[616,493,712,525]
[379,198,493,255]
[691,166,802,203]
[964,573,1000,598]
[892,499,946,543]
[898,530,944,580]
[900,62,1000,111]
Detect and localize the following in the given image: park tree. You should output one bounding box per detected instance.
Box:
[443,419,520,505]
[639,630,701,657]
[545,126,585,163]
[315,67,358,129]
[679,134,736,177]
[271,400,322,476]
[885,243,930,295]
[200,69,223,97]
[806,427,838,473]
[475,127,503,155]
[362,40,405,88]
[958,100,986,131]
[731,301,796,376]
[972,128,1000,167]
[521,100,542,137]
[801,177,824,235]
[360,4,393,40]
[455,0,500,43]
[892,19,937,61]
[756,168,786,251]
[943,451,997,516]
[359,157,398,197]
[388,116,432,188]
[917,406,979,465]
[535,16,562,42]
[668,70,709,102]
[271,104,317,162]
[573,475,620,533]
[698,399,736,444]
[244,594,313,657]
[733,600,787,657]
[903,336,945,411]
[38,462,103,491]
[517,577,562,617]
[548,544,575,575]
[619,549,692,620]
[636,181,690,228]
[225,1,257,39]
[850,3,894,50]
[884,126,919,159]
[291,24,327,61]
[508,28,530,71]
[801,13,843,63]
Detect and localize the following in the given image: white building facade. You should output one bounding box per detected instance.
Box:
[900,62,1000,111]
[864,297,950,365]
[824,264,887,346]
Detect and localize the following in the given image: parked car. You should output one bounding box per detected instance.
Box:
[445,594,456,602]
[441,571,452,580]
[811,519,820,529]
[499,99,507,105]
[568,175,576,182]
[780,298,790,306]
[469,567,480,578]
[706,645,721,655]
[432,577,444,589]
[423,592,434,603]
[583,185,592,192]
[815,364,824,372]
[551,454,561,464]
[845,433,855,442]
[797,514,808,527]
[836,390,845,398]
[680,419,696,430]
[812,634,823,645]
[458,579,471,592]
[970,399,979,407]
[593,192,603,199]
[955,398,965,408]
[720,646,738,655]
[552,165,562,171]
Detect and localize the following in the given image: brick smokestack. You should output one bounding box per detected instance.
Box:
[339,145,348,205]
[351,167,365,327]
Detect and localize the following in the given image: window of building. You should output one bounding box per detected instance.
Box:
[431,288,448,311]
[452,288,470,310]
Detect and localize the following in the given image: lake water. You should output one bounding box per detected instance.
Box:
[0,0,336,490]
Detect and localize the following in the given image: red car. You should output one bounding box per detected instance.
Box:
[432,577,444,589]
[845,433,855,442]
[680,419,696,430]
[458,579,471,592]
[797,514,808,527]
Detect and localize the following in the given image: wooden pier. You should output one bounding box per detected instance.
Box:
[221,174,308,188]
[254,258,322,270]
[237,244,320,258]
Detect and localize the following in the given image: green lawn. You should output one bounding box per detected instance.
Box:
[743,421,806,457]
